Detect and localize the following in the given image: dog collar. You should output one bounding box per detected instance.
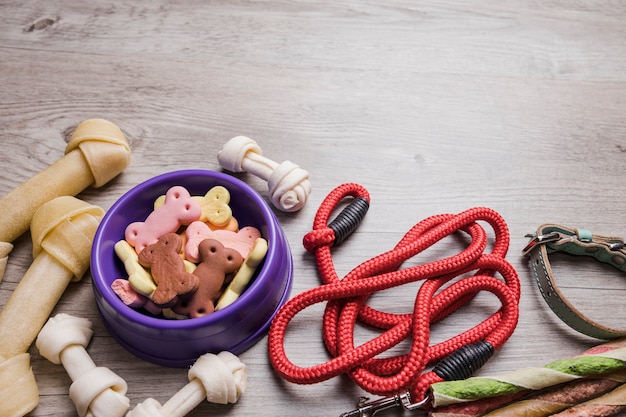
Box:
[523,223,626,339]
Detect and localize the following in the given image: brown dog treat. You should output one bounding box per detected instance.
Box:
[174,239,243,318]
[138,233,199,307]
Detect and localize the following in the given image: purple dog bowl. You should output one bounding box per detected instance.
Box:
[91,169,293,367]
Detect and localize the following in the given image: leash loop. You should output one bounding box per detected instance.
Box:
[268,184,521,408]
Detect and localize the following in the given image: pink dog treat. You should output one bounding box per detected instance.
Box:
[138,233,200,307]
[184,221,261,262]
[126,186,201,254]
[173,239,243,318]
[111,279,162,315]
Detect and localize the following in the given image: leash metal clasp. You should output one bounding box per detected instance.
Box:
[339,392,429,417]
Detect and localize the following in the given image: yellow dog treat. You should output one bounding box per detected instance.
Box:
[0,119,130,245]
[216,237,268,310]
[114,240,157,297]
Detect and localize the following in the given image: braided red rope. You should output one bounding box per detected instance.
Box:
[268,183,520,404]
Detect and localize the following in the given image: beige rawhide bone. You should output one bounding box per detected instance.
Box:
[127,351,247,417]
[0,196,103,417]
[0,119,130,280]
[0,353,39,417]
[0,242,13,283]
[36,314,130,417]
[217,136,311,212]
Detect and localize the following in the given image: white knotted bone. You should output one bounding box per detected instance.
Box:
[127,351,247,417]
[217,136,311,212]
[36,314,130,417]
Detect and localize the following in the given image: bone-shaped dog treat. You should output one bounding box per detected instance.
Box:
[173,239,243,318]
[127,351,247,417]
[115,239,157,297]
[154,186,235,228]
[0,196,103,416]
[184,220,261,262]
[216,237,268,310]
[36,314,130,417]
[138,233,199,307]
[217,136,311,212]
[126,186,201,254]
[0,119,130,245]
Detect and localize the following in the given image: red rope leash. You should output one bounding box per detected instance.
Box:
[268,183,521,405]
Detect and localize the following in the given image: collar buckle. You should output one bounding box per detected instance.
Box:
[522,231,561,256]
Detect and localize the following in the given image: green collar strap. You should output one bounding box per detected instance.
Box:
[523,224,626,340]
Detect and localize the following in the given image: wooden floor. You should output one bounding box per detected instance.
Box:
[2,1,626,416]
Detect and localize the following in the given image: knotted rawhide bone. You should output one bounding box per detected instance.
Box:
[0,119,130,280]
[217,135,311,212]
[430,337,626,409]
[0,196,103,417]
[36,314,130,417]
[127,351,247,417]
[0,242,13,283]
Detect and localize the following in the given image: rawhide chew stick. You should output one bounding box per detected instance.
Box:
[551,381,626,417]
[36,314,130,417]
[430,337,626,408]
[217,135,311,212]
[127,351,247,417]
[429,373,626,417]
[0,118,130,245]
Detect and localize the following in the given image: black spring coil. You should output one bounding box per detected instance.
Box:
[432,341,495,381]
[328,197,370,246]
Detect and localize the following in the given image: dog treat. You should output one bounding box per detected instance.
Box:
[126,185,201,254]
[127,351,247,417]
[216,237,268,310]
[0,353,39,417]
[429,374,626,416]
[551,382,626,417]
[217,135,311,212]
[0,196,103,416]
[195,186,233,227]
[185,220,261,262]
[173,239,243,318]
[472,373,626,417]
[36,314,130,417]
[430,338,626,408]
[111,278,162,315]
[0,119,130,245]
[114,239,156,296]
[0,242,13,283]
[138,233,199,307]
[154,186,233,227]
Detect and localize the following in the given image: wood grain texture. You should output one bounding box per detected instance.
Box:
[1,0,626,416]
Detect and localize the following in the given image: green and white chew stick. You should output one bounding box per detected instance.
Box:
[430,338,626,408]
